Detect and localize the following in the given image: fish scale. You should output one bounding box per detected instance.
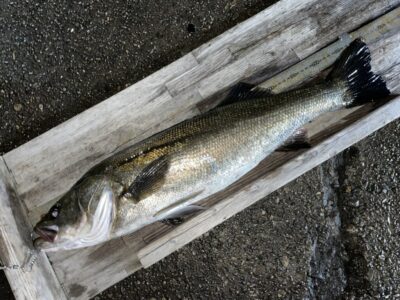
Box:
[33,39,390,251]
[110,82,346,236]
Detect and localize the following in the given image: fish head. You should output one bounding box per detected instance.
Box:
[33,175,117,251]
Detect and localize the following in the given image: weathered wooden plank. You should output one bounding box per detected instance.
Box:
[192,0,311,61]
[193,0,398,61]
[0,157,67,300]
[195,0,399,100]
[370,32,400,94]
[166,48,234,96]
[196,33,301,100]
[260,6,400,93]
[138,96,400,268]
[46,222,168,299]
[48,237,141,299]
[291,0,398,59]
[47,221,165,299]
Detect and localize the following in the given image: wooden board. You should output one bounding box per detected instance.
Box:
[0,158,67,300]
[0,1,399,299]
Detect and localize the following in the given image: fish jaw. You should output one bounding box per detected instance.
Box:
[34,184,117,252]
[34,224,59,243]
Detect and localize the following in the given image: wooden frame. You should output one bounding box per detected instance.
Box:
[1,1,399,299]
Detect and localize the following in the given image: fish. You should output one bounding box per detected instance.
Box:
[33,39,389,251]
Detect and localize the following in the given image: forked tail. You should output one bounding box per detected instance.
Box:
[328,38,390,107]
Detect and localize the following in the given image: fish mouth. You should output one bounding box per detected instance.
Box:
[34,225,58,243]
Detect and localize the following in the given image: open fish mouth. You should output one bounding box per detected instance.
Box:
[34,225,58,243]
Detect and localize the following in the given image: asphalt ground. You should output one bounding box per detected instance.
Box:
[1,1,399,299]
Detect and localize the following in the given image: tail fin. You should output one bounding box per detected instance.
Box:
[328,38,390,107]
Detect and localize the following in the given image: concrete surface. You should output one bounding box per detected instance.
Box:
[1,1,399,299]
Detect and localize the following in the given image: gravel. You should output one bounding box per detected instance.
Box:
[1,1,399,299]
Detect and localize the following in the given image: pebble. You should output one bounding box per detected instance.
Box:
[13,103,23,111]
[280,255,289,268]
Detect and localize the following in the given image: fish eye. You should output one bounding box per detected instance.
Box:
[49,203,61,219]
[51,208,59,218]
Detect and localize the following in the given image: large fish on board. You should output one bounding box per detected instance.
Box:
[33,39,390,251]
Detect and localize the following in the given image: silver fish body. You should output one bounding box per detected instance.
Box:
[108,83,346,237]
[33,39,389,251]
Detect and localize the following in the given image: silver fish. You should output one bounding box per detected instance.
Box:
[34,39,389,251]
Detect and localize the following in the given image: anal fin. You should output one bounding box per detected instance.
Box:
[161,217,184,226]
[276,128,311,152]
[155,191,206,226]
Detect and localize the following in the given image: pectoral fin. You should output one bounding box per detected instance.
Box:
[276,128,311,152]
[153,190,205,223]
[126,155,169,202]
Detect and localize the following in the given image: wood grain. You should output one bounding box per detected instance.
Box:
[260,6,400,93]
[1,2,399,300]
[0,158,67,300]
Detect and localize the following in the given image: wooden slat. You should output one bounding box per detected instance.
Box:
[3,0,399,215]
[196,0,398,100]
[193,0,396,61]
[47,238,141,299]
[0,157,67,300]
[166,48,234,96]
[46,221,162,299]
[1,2,399,300]
[370,32,400,93]
[260,6,400,93]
